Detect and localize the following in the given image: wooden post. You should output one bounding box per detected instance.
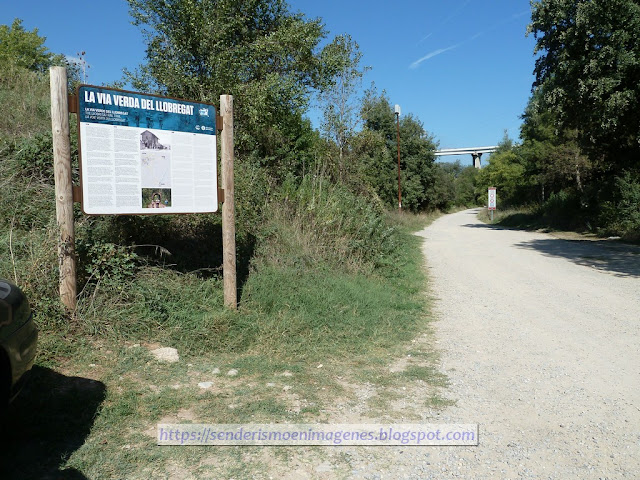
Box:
[220,95,237,309]
[50,66,77,311]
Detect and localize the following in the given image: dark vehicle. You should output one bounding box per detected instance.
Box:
[0,279,38,414]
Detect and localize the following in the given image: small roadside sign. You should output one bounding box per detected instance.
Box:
[488,187,497,211]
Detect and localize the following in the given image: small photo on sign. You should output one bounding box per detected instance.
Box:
[140,129,171,150]
[142,188,172,209]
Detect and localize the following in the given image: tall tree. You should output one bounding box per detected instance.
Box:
[528,0,640,171]
[475,134,527,206]
[317,34,368,179]
[0,18,58,72]
[520,90,592,201]
[125,0,330,174]
[475,150,526,206]
[357,88,437,211]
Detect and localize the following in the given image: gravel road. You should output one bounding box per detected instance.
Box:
[410,208,640,479]
[265,209,640,479]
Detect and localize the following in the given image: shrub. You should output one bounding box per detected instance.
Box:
[0,62,51,141]
[78,242,139,290]
[254,176,397,274]
[599,172,640,240]
[13,132,54,181]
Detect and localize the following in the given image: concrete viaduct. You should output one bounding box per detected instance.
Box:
[434,146,498,168]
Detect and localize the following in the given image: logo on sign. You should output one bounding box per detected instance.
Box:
[199,108,209,116]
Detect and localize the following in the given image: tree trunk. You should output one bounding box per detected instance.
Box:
[575,159,583,193]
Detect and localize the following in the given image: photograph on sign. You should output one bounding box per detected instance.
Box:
[77,85,218,215]
[488,187,497,211]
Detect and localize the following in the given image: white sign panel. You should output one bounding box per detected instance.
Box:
[77,85,218,215]
[488,187,497,211]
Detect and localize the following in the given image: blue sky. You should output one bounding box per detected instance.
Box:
[2,0,537,165]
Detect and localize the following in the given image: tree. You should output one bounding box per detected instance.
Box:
[528,0,640,171]
[475,135,527,206]
[476,151,526,206]
[435,161,480,207]
[426,164,456,211]
[357,88,437,211]
[317,34,368,179]
[0,18,59,72]
[400,113,438,211]
[453,164,480,207]
[125,0,331,176]
[519,89,592,202]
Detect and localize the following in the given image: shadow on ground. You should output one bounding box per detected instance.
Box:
[463,223,501,229]
[460,211,640,277]
[514,238,640,278]
[0,366,105,479]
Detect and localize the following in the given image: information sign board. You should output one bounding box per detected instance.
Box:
[77,85,218,215]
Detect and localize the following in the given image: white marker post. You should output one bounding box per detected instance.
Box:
[488,187,497,222]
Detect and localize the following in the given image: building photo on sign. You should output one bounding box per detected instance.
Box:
[77,85,218,215]
[140,129,172,209]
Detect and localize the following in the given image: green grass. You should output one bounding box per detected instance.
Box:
[401,365,449,387]
[238,262,424,360]
[384,209,443,232]
[0,210,450,479]
[0,63,52,142]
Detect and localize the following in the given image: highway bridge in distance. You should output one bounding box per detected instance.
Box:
[434,146,498,168]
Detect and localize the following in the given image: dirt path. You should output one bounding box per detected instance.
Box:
[203,209,640,479]
[409,208,640,479]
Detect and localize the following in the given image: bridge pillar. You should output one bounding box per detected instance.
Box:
[471,152,483,169]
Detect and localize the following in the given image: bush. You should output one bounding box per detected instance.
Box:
[540,190,580,217]
[78,242,139,290]
[13,132,54,181]
[599,172,640,240]
[0,62,51,141]
[0,223,67,331]
[535,190,590,231]
[254,176,397,274]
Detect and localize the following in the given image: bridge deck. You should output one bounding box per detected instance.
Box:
[434,146,498,156]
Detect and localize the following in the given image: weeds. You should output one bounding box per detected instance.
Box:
[255,177,398,274]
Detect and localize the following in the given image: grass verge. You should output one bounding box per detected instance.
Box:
[0,211,447,479]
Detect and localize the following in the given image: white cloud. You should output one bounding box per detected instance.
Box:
[409,44,458,69]
[418,32,433,44]
[417,0,472,45]
[410,8,531,70]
